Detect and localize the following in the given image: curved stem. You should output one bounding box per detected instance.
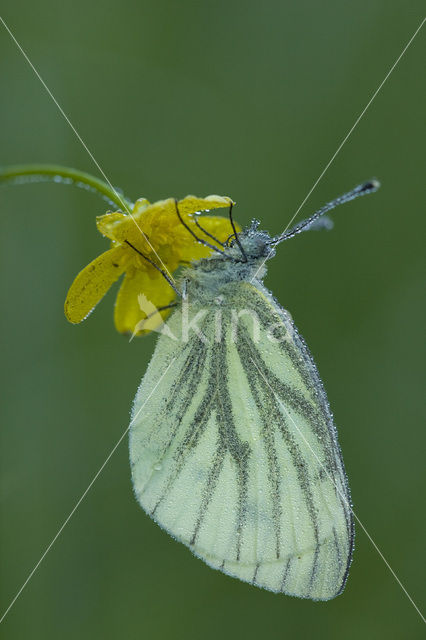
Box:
[0,164,133,212]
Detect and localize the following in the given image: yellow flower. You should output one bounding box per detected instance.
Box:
[64,194,237,335]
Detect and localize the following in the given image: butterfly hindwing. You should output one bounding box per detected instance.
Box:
[129,281,353,600]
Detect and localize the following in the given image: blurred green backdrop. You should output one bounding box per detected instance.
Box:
[1,1,425,638]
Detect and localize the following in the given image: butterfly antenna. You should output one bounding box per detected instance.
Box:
[228,201,248,262]
[193,216,226,247]
[270,179,380,245]
[124,240,181,295]
[174,200,230,257]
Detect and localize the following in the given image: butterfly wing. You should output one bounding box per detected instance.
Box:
[129,282,353,600]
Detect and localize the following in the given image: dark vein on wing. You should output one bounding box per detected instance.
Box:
[214,338,250,562]
[236,325,321,596]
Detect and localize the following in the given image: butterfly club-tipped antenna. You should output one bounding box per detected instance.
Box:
[124,239,181,296]
[269,179,381,245]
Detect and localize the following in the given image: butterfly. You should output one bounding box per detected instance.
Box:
[128,180,379,600]
[0,164,379,600]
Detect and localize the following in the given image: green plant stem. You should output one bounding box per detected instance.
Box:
[0,164,133,211]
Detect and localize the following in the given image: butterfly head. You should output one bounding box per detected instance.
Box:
[227,220,274,261]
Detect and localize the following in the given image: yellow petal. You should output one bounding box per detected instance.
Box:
[96,211,127,240]
[132,195,233,220]
[65,246,127,323]
[133,194,233,223]
[177,214,240,261]
[114,268,176,335]
[97,195,234,247]
[193,213,239,241]
[177,194,233,215]
[132,198,150,215]
[97,210,159,251]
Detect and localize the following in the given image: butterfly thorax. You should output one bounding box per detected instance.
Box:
[180,224,275,303]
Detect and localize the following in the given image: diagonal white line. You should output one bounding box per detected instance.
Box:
[0,357,176,625]
[0,14,176,287]
[251,16,425,284]
[281,15,425,236]
[250,356,425,623]
[1,7,424,626]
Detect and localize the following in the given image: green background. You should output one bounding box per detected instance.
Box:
[1,1,425,638]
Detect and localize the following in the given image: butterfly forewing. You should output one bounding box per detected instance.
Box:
[129,281,353,600]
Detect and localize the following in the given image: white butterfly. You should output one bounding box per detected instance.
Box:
[129,180,379,600]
